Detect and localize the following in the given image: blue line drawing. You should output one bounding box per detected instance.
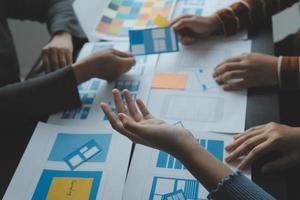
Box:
[114,80,141,92]
[149,176,200,200]
[78,79,101,92]
[162,190,187,200]
[61,107,90,120]
[92,44,114,52]
[32,170,102,200]
[156,139,224,169]
[64,139,102,170]
[48,133,112,163]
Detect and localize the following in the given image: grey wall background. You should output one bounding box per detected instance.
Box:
[8,20,50,78]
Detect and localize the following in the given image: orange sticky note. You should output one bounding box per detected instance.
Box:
[152,73,188,90]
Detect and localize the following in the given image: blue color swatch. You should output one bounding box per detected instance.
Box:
[32,170,102,200]
[48,133,112,163]
[129,27,179,55]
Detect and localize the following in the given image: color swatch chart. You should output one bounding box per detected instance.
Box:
[156,139,224,170]
[96,0,176,37]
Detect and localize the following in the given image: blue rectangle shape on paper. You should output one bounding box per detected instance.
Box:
[129,27,179,56]
[157,151,168,168]
[48,133,112,163]
[162,190,187,200]
[207,140,224,161]
[64,139,102,170]
[32,170,102,200]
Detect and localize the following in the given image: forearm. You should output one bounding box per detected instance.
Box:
[174,138,275,199]
[0,67,81,124]
[216,0,298,36]
[176,140,232,191]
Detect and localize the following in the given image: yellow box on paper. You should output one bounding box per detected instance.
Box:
[46,177,93,200]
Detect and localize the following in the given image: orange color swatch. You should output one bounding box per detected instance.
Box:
[152,73,188,90]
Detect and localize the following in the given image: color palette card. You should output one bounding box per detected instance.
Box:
[129,27,179,55]
[96,0,176,37]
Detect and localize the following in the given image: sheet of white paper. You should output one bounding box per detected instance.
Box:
[272,2,300,43]
[3,122,132,200]
[48,42,158,127]
[148,40,251,133]
[123,130,251,200]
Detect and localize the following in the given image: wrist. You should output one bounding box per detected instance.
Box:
[72,62,91,84]
[208,14,223,34]
[53,31,72,40]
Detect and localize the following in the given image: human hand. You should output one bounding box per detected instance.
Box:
[170,14,221,45]
[225,122,300,173]
[72,49,136,84]
[100,89,197,156]
[42,32,73,72]
[213,53,279,91]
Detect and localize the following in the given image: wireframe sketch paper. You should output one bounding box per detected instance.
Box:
[148,40,251,133]
[3,122,132,200]
[123,130,251,200]
[48,42,158,127]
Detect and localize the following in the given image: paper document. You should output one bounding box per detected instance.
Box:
[3,122,132,200]
[48,42,158,127]
[148,40,251,133]
[123,130,251,200]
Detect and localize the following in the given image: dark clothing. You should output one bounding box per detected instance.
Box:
[0,0,84,197]
[0,0,85,87]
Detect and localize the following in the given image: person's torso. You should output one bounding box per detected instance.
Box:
[0,3,20,87]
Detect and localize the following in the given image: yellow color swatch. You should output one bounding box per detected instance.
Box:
[152,73,188,90]
[153,15,170,27]
[46,177,93,200]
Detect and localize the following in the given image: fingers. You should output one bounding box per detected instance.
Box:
[136,99,152,119]
[42,52,51,73]
[119,113,145,134]
[173,17,195,32]
[213,62,245,78]
[118,57,136,73]
[123,89,143,121]
[49,48,60,71]
[112,49,134,58]
[170,15,194,26]
[226,130,264,152]
[222,80,250,91]
[237,140,275,170]
[226,134,266,163]
[42,48,73,72]
[215,70,246,84]
[112,89,126,113]
[261,154,299,173]
[100,102,122,130]
[101,103,148,144]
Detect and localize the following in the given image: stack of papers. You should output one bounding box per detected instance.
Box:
[4,0,254,200]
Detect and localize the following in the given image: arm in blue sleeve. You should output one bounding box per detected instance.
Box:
[208,171,276,200]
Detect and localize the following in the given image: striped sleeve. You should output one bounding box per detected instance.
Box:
[278,56,300,90]
[216,0,299,36]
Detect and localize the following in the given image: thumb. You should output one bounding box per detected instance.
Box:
[118,113,144,134]
[118,57,136,73]
[261,155,298,173]
[173,18,195,32]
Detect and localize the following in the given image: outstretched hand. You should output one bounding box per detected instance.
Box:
[100,89,195,155]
